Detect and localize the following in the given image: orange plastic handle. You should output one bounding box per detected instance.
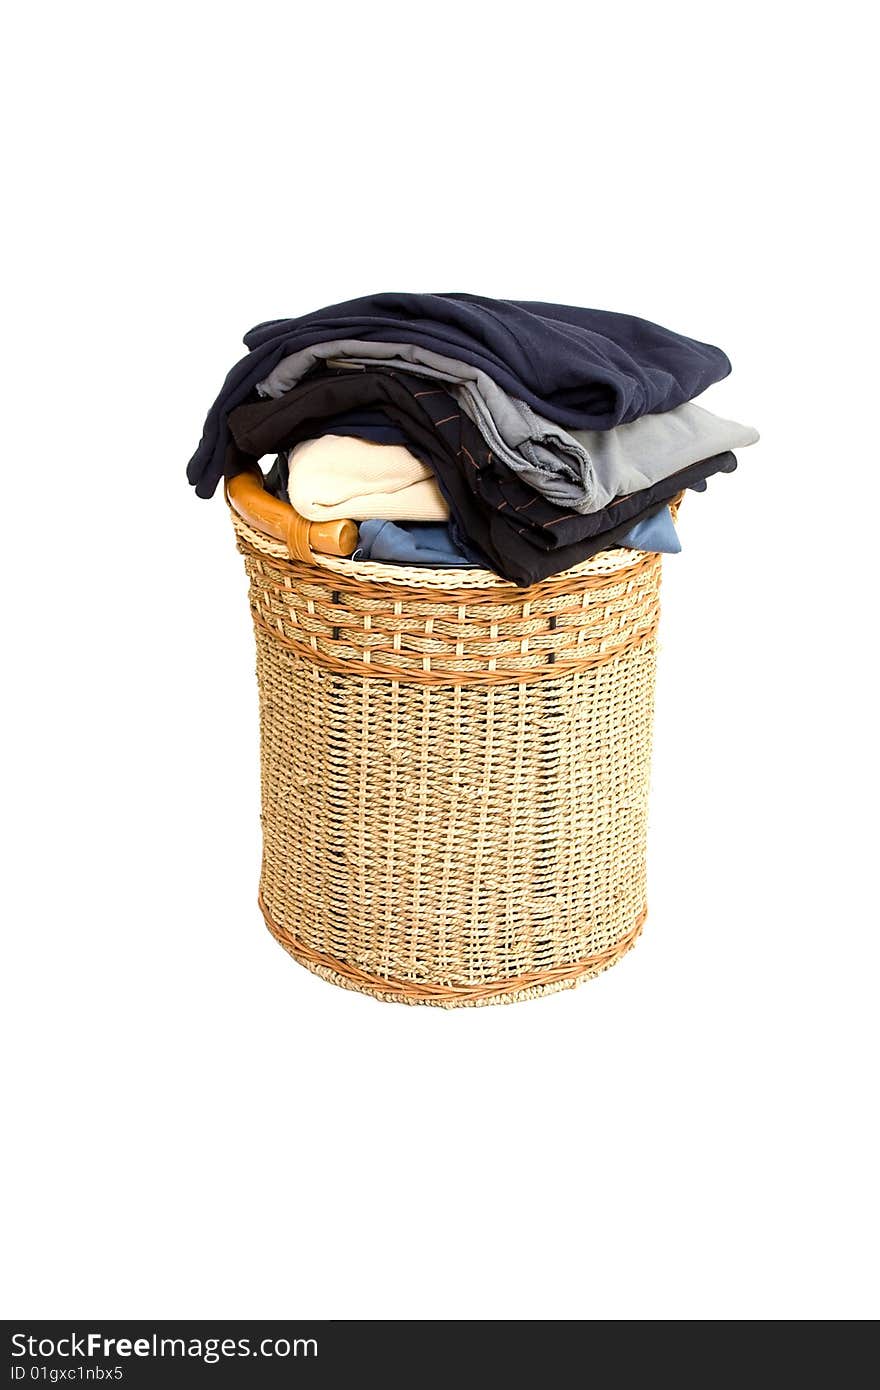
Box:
[226,467,357,562]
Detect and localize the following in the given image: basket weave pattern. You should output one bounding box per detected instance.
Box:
[234,512,664,1006]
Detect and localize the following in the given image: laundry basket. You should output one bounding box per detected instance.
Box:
[228,471,675,1007]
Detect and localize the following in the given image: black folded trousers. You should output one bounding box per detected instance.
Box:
[228,367,736,587]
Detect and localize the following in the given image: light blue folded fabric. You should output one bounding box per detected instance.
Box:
[353,507,680,569]
[619,506,681,554]
[354,520,475,567]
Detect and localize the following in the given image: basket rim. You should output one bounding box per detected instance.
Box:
[229,495,681,592]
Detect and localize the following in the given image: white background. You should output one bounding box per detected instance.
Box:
[2,0,877,1321]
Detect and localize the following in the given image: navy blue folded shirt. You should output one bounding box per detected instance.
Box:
[188,292,731,498]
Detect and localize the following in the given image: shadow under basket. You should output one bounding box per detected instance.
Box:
[229,479,677,1007]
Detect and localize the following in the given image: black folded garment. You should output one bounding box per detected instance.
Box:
[189,291,731,497]
[228,367,736,587]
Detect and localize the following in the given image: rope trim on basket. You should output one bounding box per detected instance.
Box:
[247,598,659,685]
[259,892,646,1005]
[235,531,661,603]
[235,525,664,686]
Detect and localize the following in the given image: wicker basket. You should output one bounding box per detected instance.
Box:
[228,477,674,1007]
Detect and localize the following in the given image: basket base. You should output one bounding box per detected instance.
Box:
[257,893,646,1008]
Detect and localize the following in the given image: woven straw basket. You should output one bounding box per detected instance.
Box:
[228,472,675,1007]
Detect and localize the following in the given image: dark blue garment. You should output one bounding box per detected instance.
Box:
[296,407,412,447]
[188,292,731,497]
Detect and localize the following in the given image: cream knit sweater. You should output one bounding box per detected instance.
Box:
[287,435,448,522]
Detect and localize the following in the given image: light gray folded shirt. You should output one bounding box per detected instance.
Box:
[258,338,759,513]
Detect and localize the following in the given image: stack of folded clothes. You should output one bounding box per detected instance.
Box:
[188,292,758,585]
